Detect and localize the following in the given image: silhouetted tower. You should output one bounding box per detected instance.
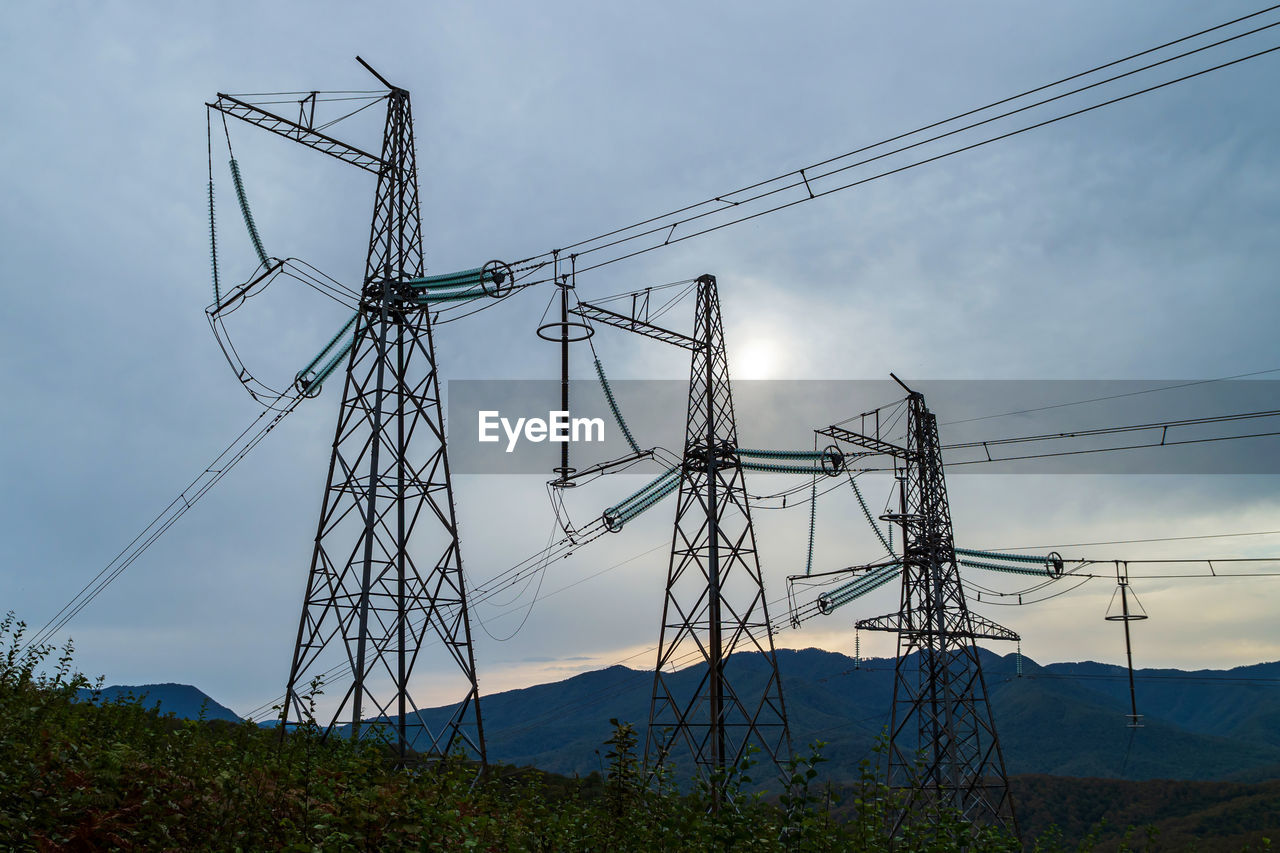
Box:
[822,381,1016,838]
[212,61,485,763]
[640,274,791,792]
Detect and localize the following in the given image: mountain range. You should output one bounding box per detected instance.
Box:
[435,648,1280,783]
[103,649,1280,783]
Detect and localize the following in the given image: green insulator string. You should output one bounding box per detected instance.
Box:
[297,312,360,381]
[206,109,221,307]
[416,287,486,304]
[820,562,902,612]
[1016,641,1023,678]
[849,472,894,556]
[955,547,1045,565]
[208,180,220,305]
[605,468,680,520]
[854,628,861,670]
[229,159,270,268]
[740,461,825,476]
[617,477,681,524]
[737,448,828,461]
[804,473,817,576]
[957,558,1051,578]
[407,267,495,289]
[310,333,356,390]
[594,357,641,454]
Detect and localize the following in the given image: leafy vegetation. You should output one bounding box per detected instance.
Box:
[0,614,1269,851]
[1011,775,1280,852]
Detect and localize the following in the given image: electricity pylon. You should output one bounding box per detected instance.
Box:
[579,275,792,796]
[210,60,485,763]
[822,380,1017,839]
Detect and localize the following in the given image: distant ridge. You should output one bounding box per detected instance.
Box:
[102,649,1280,783]
[399,648,1280,782]
[77,683,242,723]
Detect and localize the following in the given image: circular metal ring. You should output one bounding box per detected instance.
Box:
[1046,551,1064,578]
[1104,613,1149,622]
[821,445,845,477]
[481,259,514,298]
[602,511,624,533]
[817,594,833,616]
[295,372,323,398]
[536,320,596,342]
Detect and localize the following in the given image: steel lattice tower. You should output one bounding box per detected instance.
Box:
[644,274,791,793]
[825,386,1016,838]
[277,78,485,763]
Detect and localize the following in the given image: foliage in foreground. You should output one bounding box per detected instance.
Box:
[3,612,1243,851]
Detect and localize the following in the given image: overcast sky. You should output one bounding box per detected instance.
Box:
[1,2,1278,718]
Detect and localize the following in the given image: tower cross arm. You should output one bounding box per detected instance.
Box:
[819,424,910,459]
[209,94,384,174]
[856,610,1019,642]
[571,301,700,350]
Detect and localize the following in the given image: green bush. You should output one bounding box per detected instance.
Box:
[1,612,1033,851]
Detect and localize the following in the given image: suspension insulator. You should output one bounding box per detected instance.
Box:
[804,474,817,576]
[957,558,1051,578]
[819,563,902,612]
[294,311,360,394]
[407,260,513,298]
[417,288,487,304]
[849,473,893,556]
[295,312,360,395]
[595,358,641,454]
[955,547,1047,565]
[208,180,220,305]
[229,159,270,268]
[740,461,826,476]
[737,448,827,460]
[601,468,681,531]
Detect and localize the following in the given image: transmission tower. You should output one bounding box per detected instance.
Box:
[212,61,485,763]
[821,380,1017,838]
[578,275,792,794]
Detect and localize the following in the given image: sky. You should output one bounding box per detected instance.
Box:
[1,2,1278,720]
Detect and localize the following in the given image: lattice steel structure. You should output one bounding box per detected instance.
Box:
[640,274,791,793]
[211,63,485,763]
[821,384,1017,839]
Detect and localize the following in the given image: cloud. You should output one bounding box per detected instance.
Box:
[1,1,1277,718]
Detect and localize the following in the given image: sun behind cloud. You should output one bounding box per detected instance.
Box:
[733,336,781,380]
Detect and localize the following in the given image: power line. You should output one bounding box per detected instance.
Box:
[941,408,1280,451]
[941,368,1280,427]
[983,529,1280,551]
[504,11,1280,287]
[546,7,1280,260]
[944,427,1280,468]
[24,392,305,653]
[827,412,1280,472]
